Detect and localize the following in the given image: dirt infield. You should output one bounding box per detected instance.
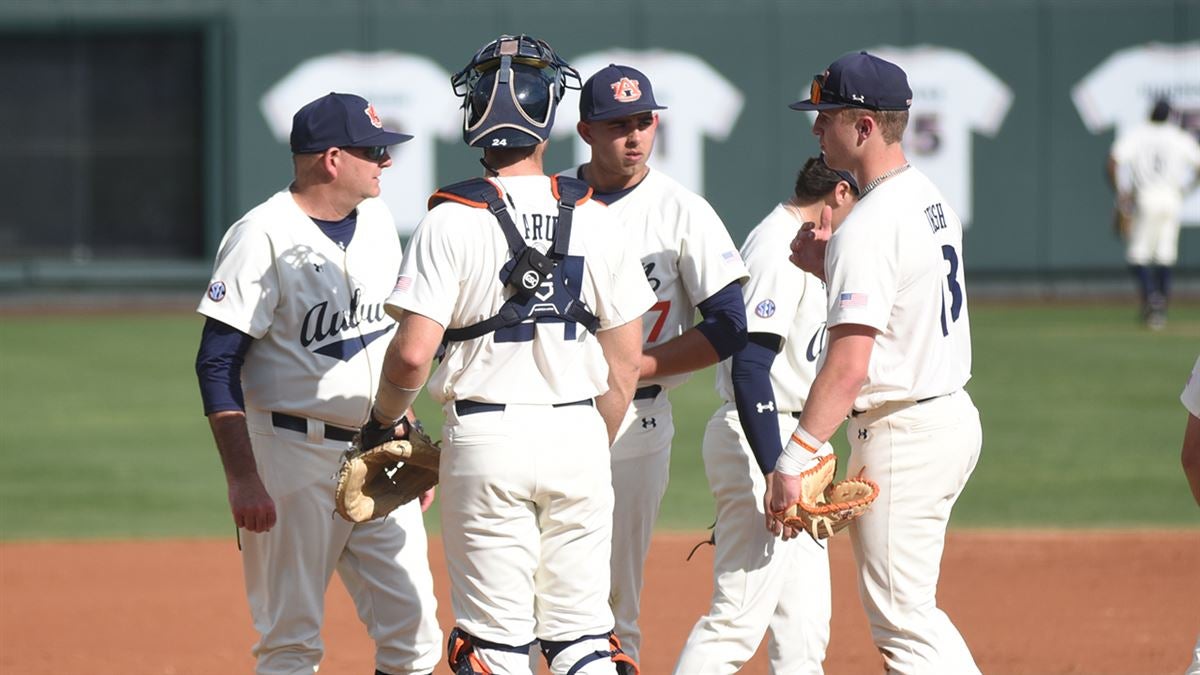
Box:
[2,531,1197,674]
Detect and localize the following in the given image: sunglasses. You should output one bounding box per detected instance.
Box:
[340,146,389,161]
[809,74,828,105]
[809,74,867,108]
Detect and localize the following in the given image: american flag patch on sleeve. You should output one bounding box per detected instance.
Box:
[721,250,741,265]
[838,292,867,308]
[394,275,413,293]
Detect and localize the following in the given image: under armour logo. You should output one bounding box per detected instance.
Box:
[858,429,868,439]
[314,264,323,272]
[755,401,775,414]
[641,417,656,429]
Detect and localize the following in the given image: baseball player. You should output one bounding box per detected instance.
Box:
[194,92,441,675]
[774,52,982,674]
[1106,97,1200,330]
[566,63,750,663]
[365,35,654,675]
[673,157,859,675]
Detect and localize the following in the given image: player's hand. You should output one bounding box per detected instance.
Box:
[763,472,798,540]
[228,472,276,533]
[419,486,437,513]
[767,471,803,541]
[790,204,832,282]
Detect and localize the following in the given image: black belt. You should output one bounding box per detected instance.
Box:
[634,385,662,400]
[850,393,947,418]
[271,412,357,442]
[455,398,593,416]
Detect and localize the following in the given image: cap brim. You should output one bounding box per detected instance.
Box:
[585,104,668,122]
[788,99,847,111]
[355,129,414,146]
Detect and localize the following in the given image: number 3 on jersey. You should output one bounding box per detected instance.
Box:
[940,244,963,337]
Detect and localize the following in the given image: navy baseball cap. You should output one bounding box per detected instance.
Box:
[789,51,912,112]
[289,92,413,154]
[821,154,859,193]
[579,64,668,122]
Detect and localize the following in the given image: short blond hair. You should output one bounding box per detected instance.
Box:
[846,108,909,144]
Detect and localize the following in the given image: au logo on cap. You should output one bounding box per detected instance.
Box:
[610,77,643,103]
[365,103,383,128]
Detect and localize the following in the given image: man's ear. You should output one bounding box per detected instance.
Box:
[857,115,874,140]
[576,120,593,144]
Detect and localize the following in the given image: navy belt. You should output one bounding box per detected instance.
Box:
[271,411,357,442]
[850,393,946,418]
[634,385,662,400]
[455,398,593,416]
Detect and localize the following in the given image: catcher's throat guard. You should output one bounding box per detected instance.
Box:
[451,34,581,148]
[429,176,600,343]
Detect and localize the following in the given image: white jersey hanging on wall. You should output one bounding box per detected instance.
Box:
[1073,41,1200,226]
[866,45,1013,228]
[261,52,460,236]
[554,49,744,196]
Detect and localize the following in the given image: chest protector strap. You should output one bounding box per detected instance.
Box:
[428,176,600,342]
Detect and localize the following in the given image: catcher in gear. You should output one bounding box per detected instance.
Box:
[335,418,441,523]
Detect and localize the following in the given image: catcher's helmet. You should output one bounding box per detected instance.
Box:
[451,34,581,148]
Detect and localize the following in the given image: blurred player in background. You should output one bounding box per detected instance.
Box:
[1107,97,1200,330]
[195,92,440,675]
[567,63,749,662]
[673,157,858,675]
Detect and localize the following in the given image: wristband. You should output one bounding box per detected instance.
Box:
[373,375,422,423]
[774,425,830,475]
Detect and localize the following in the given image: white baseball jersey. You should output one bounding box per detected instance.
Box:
[197,190,400,429]
[1183,356,1200,418]
[261,52,461,235]
[1073,41,1200,225]
[555,50,744,195]
[569,167,749,391]
[824,166,972,412]
[1111,122,1200,200]
[388,175,656,405]
[715,203,827,412]
[868,45,1013,227]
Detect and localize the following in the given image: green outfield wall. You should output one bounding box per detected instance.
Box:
[1,0,1197,288]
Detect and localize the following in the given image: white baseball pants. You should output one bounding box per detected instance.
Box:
[674,402,830,675]
[609,393,675,663]
[241,409,442,675]
[439,401,620,675]
[845,390,982,675]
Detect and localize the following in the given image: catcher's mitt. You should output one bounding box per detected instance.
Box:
[334,425,441,523]
[774,454,880,540]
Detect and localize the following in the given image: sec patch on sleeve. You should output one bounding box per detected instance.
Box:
[207,281,227,302]
[755,299,776,318]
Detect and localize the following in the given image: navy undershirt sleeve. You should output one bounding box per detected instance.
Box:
[195,317,254,415]
[695,281,749,360]
[731,332,785,475]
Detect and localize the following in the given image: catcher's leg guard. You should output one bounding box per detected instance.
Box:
[540,631,640,675]
[447,627,534,675]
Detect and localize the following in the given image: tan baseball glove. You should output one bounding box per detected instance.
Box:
[774,454,880,540]
[334,424,441,523]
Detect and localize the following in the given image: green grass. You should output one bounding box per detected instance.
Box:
[1,303,1197,541]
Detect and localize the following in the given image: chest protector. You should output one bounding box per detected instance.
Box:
[428,176,601,343]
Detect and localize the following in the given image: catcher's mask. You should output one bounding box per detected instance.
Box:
[451,34,581,148]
